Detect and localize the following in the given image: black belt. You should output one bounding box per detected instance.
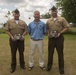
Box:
[49,34,63,39]
[31,38,42,41]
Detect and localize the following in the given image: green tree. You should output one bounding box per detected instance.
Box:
[41,12,51,19]
[4,11,11,27]
[4,11,11,20]
[56,0,76,23]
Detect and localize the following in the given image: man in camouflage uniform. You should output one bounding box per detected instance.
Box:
[4,9,27,73]
[46,6,69,75]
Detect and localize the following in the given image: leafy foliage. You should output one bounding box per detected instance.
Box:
[41,12,51,19]
[56,0,76,23]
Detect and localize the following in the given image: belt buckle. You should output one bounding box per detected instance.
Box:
[14,34,21,40]
[50,31,58,38]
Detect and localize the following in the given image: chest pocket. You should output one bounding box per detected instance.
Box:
[9,23,16,29]
[38,24,43,29]
[19,24,25,29]
[55,20,63,28]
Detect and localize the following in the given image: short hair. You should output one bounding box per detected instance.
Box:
[51,6,57,10]
[13,9,20,14]
[34,10,40,14]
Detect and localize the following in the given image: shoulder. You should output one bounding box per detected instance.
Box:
[5,19,14,25]
[47,18,52,22]
[19,19,27,26]
[8,19,14,23]
[58,16,66,21]
[46,18,52,24]
[19,19,25,23]
[40,20,45,25]
[28,21,34,26]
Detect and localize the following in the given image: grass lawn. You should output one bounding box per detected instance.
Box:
[0,34,76,75]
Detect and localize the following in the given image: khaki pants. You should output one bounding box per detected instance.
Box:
[29,39,44,67]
